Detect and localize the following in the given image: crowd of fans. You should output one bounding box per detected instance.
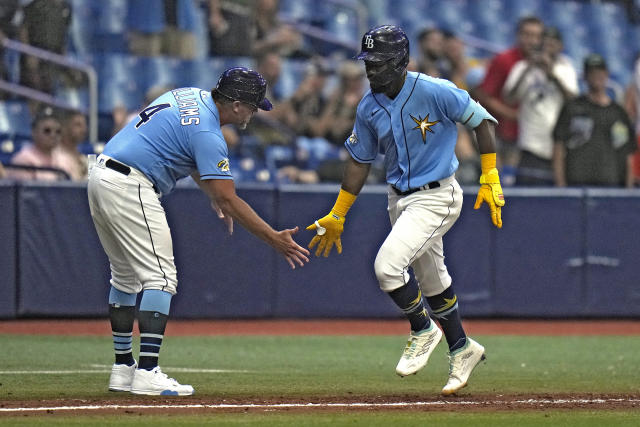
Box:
[0,0,639,188]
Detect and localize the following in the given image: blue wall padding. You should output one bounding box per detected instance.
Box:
[583,189,640,316]
[493,189,586,316]
[274,185,399,318]
[164,185,277,318]
[0,183,16,318]
[10,182,640,318]
[17,183,110,316]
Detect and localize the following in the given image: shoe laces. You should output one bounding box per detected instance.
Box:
[402,337,419,359]
[153,367,180,385]
[447,353,457,376]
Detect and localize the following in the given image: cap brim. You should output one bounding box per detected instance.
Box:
[259,98,273,111]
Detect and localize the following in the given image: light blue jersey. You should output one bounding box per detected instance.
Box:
[103,87,233,195]
[346,72,487,191]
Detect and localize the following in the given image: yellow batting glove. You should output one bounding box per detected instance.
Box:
[306,211,345,257]
[306,189,356,257]
[474,153,505,228]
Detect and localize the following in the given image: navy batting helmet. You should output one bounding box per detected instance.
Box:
[355,25,410,91]
[213,67,273,111]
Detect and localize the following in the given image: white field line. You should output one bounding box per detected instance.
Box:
[88,364,251,373]
[0,365,250,375]
[1,398,639,413]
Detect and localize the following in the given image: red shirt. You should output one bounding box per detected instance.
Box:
[479,47,524,142]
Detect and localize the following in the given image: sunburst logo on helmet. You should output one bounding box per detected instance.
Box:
[217,158,230,172]
[410,113,440,143]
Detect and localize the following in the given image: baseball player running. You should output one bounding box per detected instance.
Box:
[88,67,310,396]
[307,26,505,395]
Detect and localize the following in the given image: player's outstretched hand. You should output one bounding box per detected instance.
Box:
[474,168,505,228]
[306,211,345,257]
[274,226,310,269]
[211,200,233,235]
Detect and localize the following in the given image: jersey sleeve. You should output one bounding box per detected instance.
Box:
[344,104,378,163]
[191,131,234,180]
[436,83,471,123]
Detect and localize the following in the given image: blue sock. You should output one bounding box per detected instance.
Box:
[108,286,137,366]
[426,286,467,352]
[387,274,430,332]
[138,290,172,370]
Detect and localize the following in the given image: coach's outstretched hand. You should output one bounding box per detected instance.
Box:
[273,226,310,269]
[306,211,345,257]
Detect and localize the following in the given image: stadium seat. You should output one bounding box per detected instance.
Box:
[58,0,640,182]
[265,145,296,173]
[296,137,342,170]
[0,101,32,138]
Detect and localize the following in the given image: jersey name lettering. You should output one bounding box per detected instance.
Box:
[172,89,201,126]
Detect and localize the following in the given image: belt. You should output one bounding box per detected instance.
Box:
[105,158,159,193]
[392,181,440,196]
[105,158,131,175]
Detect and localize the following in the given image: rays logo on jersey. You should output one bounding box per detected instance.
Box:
[348,132,358,145]
[410,113,440,143]
[217,158,230,172]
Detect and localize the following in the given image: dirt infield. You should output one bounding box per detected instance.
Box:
[1,318,639,336]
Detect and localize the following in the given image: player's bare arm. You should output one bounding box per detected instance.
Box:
[191,171,233,234]
[341,157,371,195]
[202,179,310,269]
[474,120,498,154]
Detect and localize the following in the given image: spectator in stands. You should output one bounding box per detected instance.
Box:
[276,57,333,184]
[553,54,636,188]
[52,111,89,181]
[439,31,487,185]
[503,26,579,186]
[281,57,331,138]
[208,0,253,56]
[127,0,198,60]
[314,61,381,183]
[0,162,5,179]
[474,16,544,184]
[7,107,69,181]
[245,50,295,147]
[441,31,486,92]
[252,0,306,58]
[416,27,448,78]
[624,54,640,185]
[19,0,76,94]
[318,61,365,147]
[255,50,284,105]
[0,0,20,88]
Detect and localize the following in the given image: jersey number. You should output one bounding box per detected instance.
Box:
[135,103,171,128]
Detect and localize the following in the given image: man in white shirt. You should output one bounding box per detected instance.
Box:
[503,26,578,185]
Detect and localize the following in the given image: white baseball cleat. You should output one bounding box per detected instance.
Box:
[108,362,137,392]
[441,338,486,395]
[395,322,443,377]
[130,366,194,396]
